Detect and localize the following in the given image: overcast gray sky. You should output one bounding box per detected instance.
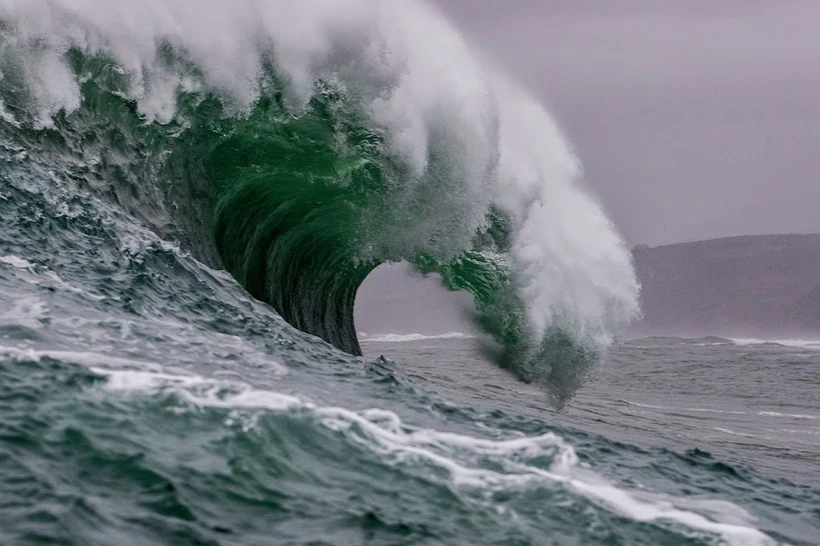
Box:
[432,0,820,245]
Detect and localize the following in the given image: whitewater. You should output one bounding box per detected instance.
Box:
[0,0,639,362]
[0,0,816,545]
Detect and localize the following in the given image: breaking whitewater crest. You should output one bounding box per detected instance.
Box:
[0,0,639,404]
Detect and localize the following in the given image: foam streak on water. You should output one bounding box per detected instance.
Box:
[91,367,776,546]
[0,1,813,545]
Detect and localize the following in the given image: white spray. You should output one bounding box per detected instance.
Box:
[0,0,640,352]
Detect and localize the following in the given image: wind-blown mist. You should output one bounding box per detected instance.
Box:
[0,0,638,395]
[2,3,816,546]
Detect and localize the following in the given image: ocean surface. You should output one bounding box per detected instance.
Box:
[3,245,820,546]
[1,1,818,544]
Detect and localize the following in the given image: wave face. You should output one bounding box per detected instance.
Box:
[0,0,639,400]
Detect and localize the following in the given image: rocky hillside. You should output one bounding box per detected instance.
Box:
[632,234,820,337]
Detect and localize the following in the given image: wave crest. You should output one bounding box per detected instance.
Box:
[0,0,640,402]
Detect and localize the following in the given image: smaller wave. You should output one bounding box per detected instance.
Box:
[628,336,820,350]
[626,336,734,347]
[619,400,747,416]
[91,368,776,546]
[757,411,820,421]
[359,332,476,343]
[731,338,820,349]
[713,427,770,440]
[0,255,35,269]
[621,400,820,420]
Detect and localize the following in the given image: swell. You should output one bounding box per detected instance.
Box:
[0,0,640,401]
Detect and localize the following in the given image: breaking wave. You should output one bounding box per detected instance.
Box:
[0,0,639,401]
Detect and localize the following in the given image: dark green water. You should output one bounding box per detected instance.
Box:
[2,172,818,544]
[0,1,817,544]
